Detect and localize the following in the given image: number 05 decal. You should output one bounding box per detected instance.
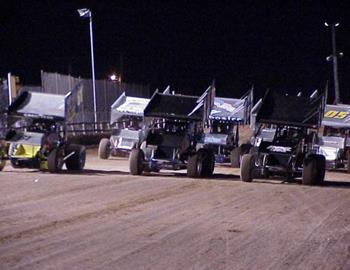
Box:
[324,110,349,119]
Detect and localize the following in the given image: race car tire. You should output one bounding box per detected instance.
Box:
[302,154,325,185]
[347,150,350,173]
[65,144,86,171]
[187,153,201,178]
[48,148,64,173]
[200,149,215,177]
[315,154,326,184]
[129,148,144,175]
[98,138,111,159]
[230,147,241,168]
[0,149,6,171]
[240,154,254,182]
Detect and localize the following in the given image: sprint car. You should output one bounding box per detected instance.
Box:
[129,90,215,178]
[98,92,149,159]
[0,85,86,173]
[241,90,326,185]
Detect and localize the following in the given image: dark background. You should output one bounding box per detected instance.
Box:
[0,1,348,101]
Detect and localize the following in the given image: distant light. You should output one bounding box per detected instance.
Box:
[339,52,344,57]
[77,8,90,18]
[324,22,329,27]
[335,22,340,27]
[110,74,121,83]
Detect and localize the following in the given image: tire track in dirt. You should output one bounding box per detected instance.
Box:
[0,182,199,244]
[275,198,350,269]
[1,183,247,269]
[0,178,131,207]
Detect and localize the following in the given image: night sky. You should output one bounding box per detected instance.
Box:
[1,1,349,101]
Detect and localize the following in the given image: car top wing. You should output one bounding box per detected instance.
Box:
[65,82,84,123]
[322,104,350,128]
[8,91,66,121]
[110,92,150,124]
[144,92,202,121]
[210,97,247,122]
[256,90,324,128]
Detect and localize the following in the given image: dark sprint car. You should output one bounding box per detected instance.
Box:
[201,88,252,167]
[240,90,326,185]
[129,91,215,178]
[0,85,86,173]
[318,103,350,171]
[98,92,149,159]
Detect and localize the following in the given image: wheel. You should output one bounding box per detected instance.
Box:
[302,154,325,185]
[187,153,201,178]
[347,150,350,173]
[187,149,212,178]
[0,149,6,171]
[200,149,215,177]
[240,154,254,182]
[240,143,252,155]
[48,148,64,173]
[98,138,111,159]
[65,144,86,171]
[230,147,241,168]
[315,155,326,184]
[129,148,144,175]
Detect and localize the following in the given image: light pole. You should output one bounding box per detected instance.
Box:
[78,8,97,124]
[325,22,343,104]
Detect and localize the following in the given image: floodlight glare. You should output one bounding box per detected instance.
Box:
[78,8,90,17]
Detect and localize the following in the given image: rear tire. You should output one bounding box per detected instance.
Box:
[187,153,201,178]
[230,147,241,168]
[129,149,144,175]
[0,149,6,171]
[302,154,325,185]
[65,144,86,171]
[200,149,215,177]
[347,150,350,173]
[48,148,63,173]
[240,154,254,182]
[98,138,111,159]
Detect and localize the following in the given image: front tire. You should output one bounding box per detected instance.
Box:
[302,154,325,185]
[0,149,6,171]
[187,153,201,178]
[98,138,111,159]
[201,149,215,177]
[230,147,241,168]
[240,154,254,182]
[129,149,144,175]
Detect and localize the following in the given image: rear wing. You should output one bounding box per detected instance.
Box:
[256,90,325,129]
[65,82,84,123]
[8,91,66,121]
[7,82,84,124]
[209,87,253,124]
[322,104,350,128]
[144,92,202,121]
[110,92,150,124]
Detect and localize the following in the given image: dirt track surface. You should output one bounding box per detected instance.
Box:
[1,149,350,270]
